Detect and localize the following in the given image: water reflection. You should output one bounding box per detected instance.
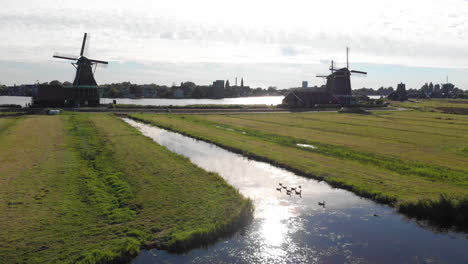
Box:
[0,96,283,108]
[102,96,284,106]
[124,118,468,264]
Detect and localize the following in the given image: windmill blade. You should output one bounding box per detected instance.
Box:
[84,33,91,57]
[350,70,367,75]
[88,58,108,64]
[53,52,79,61]
[316,74,329,78]
[350,72,367,77]
[80,33,90,56]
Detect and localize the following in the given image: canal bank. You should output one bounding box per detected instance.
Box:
[0,114,252,264]
[124,118,468,264]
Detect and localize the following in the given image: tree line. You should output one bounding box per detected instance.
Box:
[0,80,283,99]
[353,82,468,100]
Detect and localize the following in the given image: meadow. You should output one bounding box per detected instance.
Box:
[392,98,468,114]
[0,113,252,264]
[130,109,468,230]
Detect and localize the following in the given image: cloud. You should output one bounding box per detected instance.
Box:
[1,0,468,88]
[280,46,302,56]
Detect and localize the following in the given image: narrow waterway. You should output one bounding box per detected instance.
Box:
[123,118,468,264]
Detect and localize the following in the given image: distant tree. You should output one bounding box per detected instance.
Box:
[441,83,455,97]
[181,81,196,89]
[191,86,207,98]
[225,80,230,88]
[420,82,429,93]
[129,84,143,96]
[432,84,441,97]
[49,80,62,86]
[0,84,7,95]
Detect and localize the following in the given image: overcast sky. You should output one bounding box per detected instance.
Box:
[1,0,468,89]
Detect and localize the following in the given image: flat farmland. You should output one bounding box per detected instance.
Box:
[0,114,251,264]
[130,110,468,229]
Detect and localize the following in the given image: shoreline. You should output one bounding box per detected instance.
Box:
[127,114,468,233]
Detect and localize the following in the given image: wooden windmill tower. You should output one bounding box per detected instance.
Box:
[316,47,367,104]
[52,33,108,106]
[53,33,108,86]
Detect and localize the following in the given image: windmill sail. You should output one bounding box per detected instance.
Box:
[53,32,108,86]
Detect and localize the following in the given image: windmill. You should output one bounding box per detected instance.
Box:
[315,47,367,104]
[53,33,108,86]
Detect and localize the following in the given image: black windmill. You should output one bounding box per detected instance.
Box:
[52,33,108,106]
[317,47,367,104]
[53,33,108,86]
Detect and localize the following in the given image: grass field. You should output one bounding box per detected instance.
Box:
[391,98,468,114]
[130,110,468,230]
[0,114,252,264]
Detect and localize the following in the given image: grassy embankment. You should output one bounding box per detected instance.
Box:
[0,114,252,264]
[391,98,468,114]
[130,110,468,231]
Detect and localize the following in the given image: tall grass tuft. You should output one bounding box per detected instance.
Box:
[65,113,138,223]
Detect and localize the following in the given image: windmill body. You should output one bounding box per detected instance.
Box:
[72,57,98,86]
[32,33,108,107]
[282,47,367,107]
[53,33,108,87]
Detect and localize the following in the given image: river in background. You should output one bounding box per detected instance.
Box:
[0,95,388,107]
[0,96,284,107]
[101,96,284,106]
[0,96,32,107]
[124,118,468,264]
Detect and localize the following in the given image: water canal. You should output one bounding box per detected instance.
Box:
[123,118,468,264]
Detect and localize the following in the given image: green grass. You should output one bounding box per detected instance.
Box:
[0,113,252,263]
[129,110,468,230]
[391,98,468,114]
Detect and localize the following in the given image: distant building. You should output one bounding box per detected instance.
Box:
[283,68,355,107]
[213,80,224,89]
[32,84,100,107]
[211,80,225,98]
[302,81,308,89]
[387,82,408,101]
[284,48,367,107]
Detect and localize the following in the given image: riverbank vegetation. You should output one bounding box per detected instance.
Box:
[0,114,252,264]
[391,98,468,115]
[130,110,468,230]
